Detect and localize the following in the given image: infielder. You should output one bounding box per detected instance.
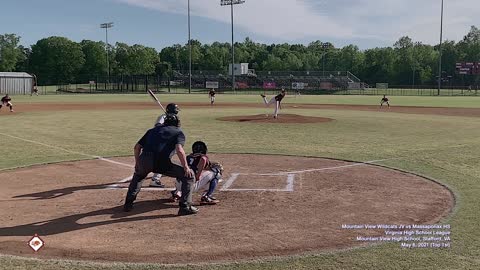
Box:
[123,113,198,216]
[31,86,39,96]
[209,89,216,105]
[260,89,286,118]
[295,89,301,97]
[0,94,14,112]
[149,103,180,188]
[170,141,223,205]
[380,95,390,108]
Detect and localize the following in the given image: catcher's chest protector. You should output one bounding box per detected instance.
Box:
[187,154,209,173]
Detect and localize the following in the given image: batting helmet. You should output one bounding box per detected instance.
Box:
[166,103,180,114]
[163,113,180,127]
[192,141,208,154]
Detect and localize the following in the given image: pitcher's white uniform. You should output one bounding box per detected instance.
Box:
[261,89,286,118]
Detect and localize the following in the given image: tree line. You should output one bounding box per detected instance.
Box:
[1,26,479,86]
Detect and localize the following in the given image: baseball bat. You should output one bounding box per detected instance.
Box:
[147,89,166,113]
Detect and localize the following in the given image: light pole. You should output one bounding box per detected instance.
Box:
[412,43,416,89]
[221,0,245,94]
[322,42,329,77]
[100,22,114,82]
[437,0,444,96]
[188,0,192,94]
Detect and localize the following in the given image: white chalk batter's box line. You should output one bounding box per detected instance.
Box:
[104,173,295,192]
[106,158,393,192]
[219,173,295,192]
[220,158,394,192]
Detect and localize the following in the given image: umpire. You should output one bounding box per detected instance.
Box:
[123,113,198,216]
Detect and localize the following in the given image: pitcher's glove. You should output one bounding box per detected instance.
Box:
[209,161,224,175]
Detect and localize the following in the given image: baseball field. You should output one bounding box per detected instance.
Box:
[0,94,479,270]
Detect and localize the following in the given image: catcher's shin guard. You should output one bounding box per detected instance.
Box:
[206,178,218,197]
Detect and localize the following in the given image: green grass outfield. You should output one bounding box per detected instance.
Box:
[1,94,479,269]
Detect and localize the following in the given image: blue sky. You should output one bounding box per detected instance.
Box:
[1,0,479,51]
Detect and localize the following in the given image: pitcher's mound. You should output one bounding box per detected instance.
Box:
[218,114,333,123]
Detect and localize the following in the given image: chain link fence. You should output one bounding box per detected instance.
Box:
[33,72,479,96]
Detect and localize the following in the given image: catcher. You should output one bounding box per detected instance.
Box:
[0,94,14,112]
[170,141,223,205]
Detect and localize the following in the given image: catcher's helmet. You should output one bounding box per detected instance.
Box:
[192,141,208,154]
[166,103,180,114]
[163,113,180,127]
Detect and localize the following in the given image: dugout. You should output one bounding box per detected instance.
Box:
[0,72,35,95]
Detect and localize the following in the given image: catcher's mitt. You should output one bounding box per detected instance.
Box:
[209,161,224,175]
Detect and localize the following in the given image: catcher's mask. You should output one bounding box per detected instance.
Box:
[163,113,180,127]
[192,141,208,154]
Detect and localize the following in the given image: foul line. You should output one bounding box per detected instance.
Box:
[235,158,396,176]
[0,132,133,169]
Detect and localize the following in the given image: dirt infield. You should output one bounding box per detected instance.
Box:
[2,102,480,118]
[0,154,454,264]
[218,114,333,123]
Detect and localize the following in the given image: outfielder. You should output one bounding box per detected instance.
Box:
[209,89,216,105]
[380,95,390,108]
[123,113,198,216]
[260,89,286,118]
[149,103,180,188]
[170,141,223,205]
[0,94,14,112]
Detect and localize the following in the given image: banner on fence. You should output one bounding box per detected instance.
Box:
[320,82,333,90]
[263,82,276,89]
[292,82,306,90]
[236,82,249,89]
[170,80,184,86]
[376,83,389,89]
[348,82,361,89]
[206,81,219,89]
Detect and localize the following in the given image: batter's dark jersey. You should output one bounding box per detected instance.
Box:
[1,96,11,103]
[186,153,209,174]
[275,93,285,102]
[137,125,185,160]
[209,90,216,97]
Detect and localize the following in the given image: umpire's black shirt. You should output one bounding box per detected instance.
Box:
[137,125,185,161]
